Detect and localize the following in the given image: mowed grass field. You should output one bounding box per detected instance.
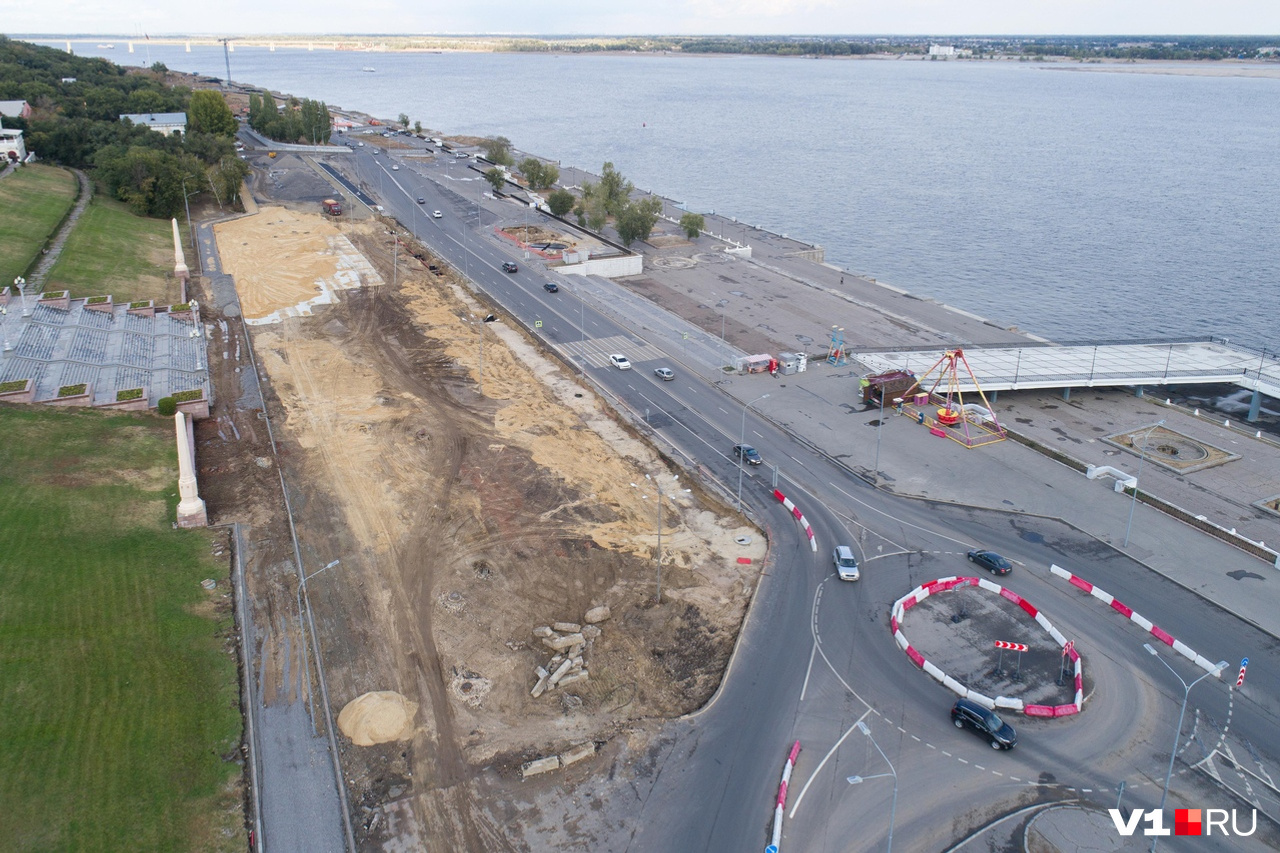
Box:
[45,195,183,306]
[0,405,244,852]
[0,165,79,286]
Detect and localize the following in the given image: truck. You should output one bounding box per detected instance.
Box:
[860,370,917,407]
[322,199,342,217]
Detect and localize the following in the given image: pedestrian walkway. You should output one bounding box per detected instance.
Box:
[27,168,91,289]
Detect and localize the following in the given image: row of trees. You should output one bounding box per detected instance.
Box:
[1,38,248,219]
[246,92,331,145]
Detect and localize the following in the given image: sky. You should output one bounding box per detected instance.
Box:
[6,0,1280,37]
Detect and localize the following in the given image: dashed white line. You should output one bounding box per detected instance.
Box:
[957,758,969,765]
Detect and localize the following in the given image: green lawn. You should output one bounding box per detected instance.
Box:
[0,405,245,852]
[44,194,182,306]
[0,165,79,288]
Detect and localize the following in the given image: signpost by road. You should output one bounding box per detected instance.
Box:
[992,640,1027,679]
[1237,657,1249,687]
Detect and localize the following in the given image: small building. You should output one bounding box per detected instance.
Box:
[120,112,188,137]
[0,99,32,120]
[928,44,957,57]
[0,121,26,163]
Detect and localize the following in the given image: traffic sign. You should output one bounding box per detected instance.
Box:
[1062,639,1075,657]
[994,640,1028,652]
[766,847,778,853]
[1237,657,1249,687]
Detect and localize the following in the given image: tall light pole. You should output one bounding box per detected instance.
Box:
[1123,420,1165,547]
[631,474,690,604]
[737,393,770,512]
[1,305,11,352]
[849,720,897,853]
[872,387,888,485]
[1142,645,1227,852]
[13,276,29,316]
[297,559,341,620]
[180,177,201,275]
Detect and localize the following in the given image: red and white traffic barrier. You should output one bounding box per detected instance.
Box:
[768,740,802,852]
[890,576,1084,717]
[1048,564,1225,676]
[773,490,818,552]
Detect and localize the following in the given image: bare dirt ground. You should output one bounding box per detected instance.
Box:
[201,203,764,849]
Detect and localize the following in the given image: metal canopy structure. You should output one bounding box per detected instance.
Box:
[851,339,1280,403]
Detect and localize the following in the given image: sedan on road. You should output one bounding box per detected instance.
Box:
[609,354,632,370]
[502,262,518,273]
[654,367,674,381]
[432,210,443,219]
[543,282,559,293]
[732,444,762,465]
[967,549,1012,575]
[417,197,425,204]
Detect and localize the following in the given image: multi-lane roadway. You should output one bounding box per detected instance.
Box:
[332,136,1280,851]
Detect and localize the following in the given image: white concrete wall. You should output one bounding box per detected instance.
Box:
[558,254,643,278]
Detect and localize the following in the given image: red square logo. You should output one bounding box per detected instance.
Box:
[1175,809,1202,836]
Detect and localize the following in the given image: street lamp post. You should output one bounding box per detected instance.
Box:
[180,177,201,275]
[737,394,770,512]
[297,559,341,619]
[849,720,897,853]
[872,388,888,485]
[631,474,690,604]
[13,276,29,316]
[1123,420,1165,547]
[1143,644,1227,853]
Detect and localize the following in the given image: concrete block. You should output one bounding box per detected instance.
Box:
[568,643,584,659]
[548,658,574,686]
[532,626,554,638]
[585,605,611,624]
[531,669,549,699]
[521,756,560,778]
[582,624,602,640]
[560,742,596,767]
[553,621,581,633]
[544,632,585,651]
[558,670,589,687]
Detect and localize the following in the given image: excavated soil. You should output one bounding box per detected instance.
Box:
[201,205,764,849]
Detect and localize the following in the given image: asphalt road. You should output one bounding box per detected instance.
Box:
[331,140,1280,852]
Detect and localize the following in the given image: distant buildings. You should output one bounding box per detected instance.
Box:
[0,99,32,119]
[120,112,188,137]
[1,119,27,163]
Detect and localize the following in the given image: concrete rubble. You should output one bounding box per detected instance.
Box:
[529,606,611,698]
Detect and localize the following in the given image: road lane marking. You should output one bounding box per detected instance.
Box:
[800,643,818,702]
[788,709,873,819]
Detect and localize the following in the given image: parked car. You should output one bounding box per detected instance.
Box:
[967,550,1012,575]
[432,210,442,219]
[609,354,632,370]
[833,545,860,581]
[543,282,559,293]
[501,262,518,273]
[732,444,762,465]
[653,367,674,381]
[951,698,1017,750]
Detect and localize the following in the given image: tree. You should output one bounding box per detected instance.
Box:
[547,188,575,217]
[413,120,422,135]
[188,89,237,137]
[483,167,506,193]
[598,161,633,215]
[209,155,250,208]
[481,135,513,166]
[519,157,544,189]
[398,112,409,128]
[679,212,705,239]
[540,162,559,188]
[615,197,663,246]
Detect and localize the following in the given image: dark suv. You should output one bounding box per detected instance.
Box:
[501,262,518,273]
[950,698,1017,750]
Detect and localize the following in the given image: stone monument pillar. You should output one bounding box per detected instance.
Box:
[174,411,207,528]
[172,217,190,302]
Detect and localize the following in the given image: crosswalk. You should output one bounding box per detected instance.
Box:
[561,334,669,369]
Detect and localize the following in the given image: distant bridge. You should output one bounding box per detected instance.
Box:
[851,338,1279,422]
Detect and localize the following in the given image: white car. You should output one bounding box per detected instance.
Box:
[391,165,400,171]
[833,545,860,581]
[432,210,443,219]
[609,354,632,370]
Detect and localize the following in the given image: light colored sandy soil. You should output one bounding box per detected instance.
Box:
[222,206,764,847]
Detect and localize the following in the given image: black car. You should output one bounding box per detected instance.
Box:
[732,444,762,465]
[501,262,518,273]
[543,282,559,293]
[967,549,1012,575]
[951,698,1017,750]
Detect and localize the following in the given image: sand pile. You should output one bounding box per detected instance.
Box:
[338,691,418,746]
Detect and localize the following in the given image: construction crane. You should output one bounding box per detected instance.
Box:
[217,38,233,88]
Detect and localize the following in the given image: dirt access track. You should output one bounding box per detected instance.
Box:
[204,205,764,849]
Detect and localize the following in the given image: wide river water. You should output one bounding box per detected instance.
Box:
[46,43,1280,349]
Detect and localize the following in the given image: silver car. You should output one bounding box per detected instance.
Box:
[833,545,860,581]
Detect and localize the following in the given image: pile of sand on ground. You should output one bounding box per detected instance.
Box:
[338,691,419,746]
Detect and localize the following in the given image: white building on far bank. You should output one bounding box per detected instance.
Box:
[120,112,188,137]
[1,120,27,164]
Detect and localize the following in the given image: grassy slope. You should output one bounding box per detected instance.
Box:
[0,165,79,286]
[44,194,180,306]
[0,405,244,852]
